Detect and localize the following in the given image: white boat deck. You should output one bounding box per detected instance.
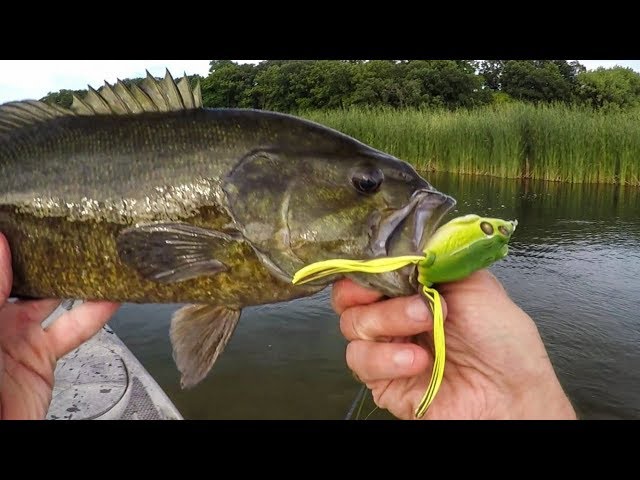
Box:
[44,301,182,420]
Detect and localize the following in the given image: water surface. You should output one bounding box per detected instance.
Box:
[109,172,640,419]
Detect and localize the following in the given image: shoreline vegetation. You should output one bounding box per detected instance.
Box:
[39,60,640,187]
[302,104,640,186]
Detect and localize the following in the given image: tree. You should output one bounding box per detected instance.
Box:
[37,59,606,113]
[350,60,415,108]
[500,60,576,103]
[577,66,640,110]
[208,60,237,73]
[480,60,585,103]
[41,89,87,109]
[406,60,490,108]
[306,61,357,109]
[201,62,258,108]
[250,61,319,111]
[479,60,505,90]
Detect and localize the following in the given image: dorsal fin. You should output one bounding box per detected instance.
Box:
[177,73,195,109]
[82,86,113,115]
[0,69,203,135]
[97,81,130,114]
[140,69,170,111]
[0,100,74,135]
[70,69,205,116]
[193,80,203,108]
[71,69,202,115]
[113,79,145,113]
[160,70,185,110]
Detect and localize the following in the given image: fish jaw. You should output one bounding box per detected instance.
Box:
[340,188,456,298]
[372,188,457,258]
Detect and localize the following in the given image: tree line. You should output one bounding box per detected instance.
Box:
[41,60,640,113]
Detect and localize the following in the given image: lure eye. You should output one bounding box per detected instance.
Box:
[352,168,384,194]
[498,225,510,236]
[480,221,494,235]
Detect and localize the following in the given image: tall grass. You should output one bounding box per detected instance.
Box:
[301,103,640,186]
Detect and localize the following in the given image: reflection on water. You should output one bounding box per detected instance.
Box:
[109,173,640,419]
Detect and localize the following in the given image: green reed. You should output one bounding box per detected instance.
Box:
[301,103,640,186]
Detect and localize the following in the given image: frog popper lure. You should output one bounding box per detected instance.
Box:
[292,214,517,419]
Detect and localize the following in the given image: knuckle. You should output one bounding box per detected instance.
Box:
[345,341,361,371]
[330,283,345,314]
[340,305,369,341]
[339,308,354,338]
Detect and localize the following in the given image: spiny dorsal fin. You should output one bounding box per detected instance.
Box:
[140,70,169,111]
[193,80,203,108]
[0,100,74,135]
[70,94,94,115]
[83,86,113,115]
[97,81,131,114]
[160,69,185,110]
[177,73,195,109]
[0,69,203,135]
[113,79,145,113]
[69,69,203,116]
[128,82,158,112]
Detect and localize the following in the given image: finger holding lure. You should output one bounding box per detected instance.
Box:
[293,214,518,419]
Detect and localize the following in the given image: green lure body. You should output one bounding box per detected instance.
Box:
[418,214,517,286]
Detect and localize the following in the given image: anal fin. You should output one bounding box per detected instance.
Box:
[170,304,241,388]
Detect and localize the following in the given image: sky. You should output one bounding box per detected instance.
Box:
[0,59,639,104]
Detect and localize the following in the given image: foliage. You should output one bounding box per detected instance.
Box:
[40,60,640,114]
[35,60,640,186]
[302,104,640,186]
[576,66,640,110]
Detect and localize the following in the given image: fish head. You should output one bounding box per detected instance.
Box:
[223,116,456,296]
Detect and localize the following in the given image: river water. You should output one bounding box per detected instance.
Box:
[109,172,640,419]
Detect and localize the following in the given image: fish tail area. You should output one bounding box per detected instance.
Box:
[415,285,445,419]
[291,255,425,285]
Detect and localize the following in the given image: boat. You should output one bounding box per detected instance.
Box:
[44,301,183,420]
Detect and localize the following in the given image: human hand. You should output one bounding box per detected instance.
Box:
[0,233,120,419]
[333,270,577,420]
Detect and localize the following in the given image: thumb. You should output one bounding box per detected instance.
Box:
[0,233,13,305]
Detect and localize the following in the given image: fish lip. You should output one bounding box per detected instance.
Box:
[370,188,456,257]
[412,190,457,252]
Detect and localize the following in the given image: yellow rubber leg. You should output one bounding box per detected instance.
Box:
[414,285,445,418]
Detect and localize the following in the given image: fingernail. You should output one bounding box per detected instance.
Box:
[393,349,414,367]
[406,297,429,322]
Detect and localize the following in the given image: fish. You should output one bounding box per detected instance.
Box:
[0,70,456,388]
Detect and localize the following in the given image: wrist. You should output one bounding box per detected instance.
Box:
[511,371,577,420]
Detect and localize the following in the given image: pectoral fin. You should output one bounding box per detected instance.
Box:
[170,304,241,388]
[117,222,239,283]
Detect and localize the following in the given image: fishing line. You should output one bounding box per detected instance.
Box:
[344,384,367,420]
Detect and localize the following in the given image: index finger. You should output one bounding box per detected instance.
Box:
[331,278,385,315]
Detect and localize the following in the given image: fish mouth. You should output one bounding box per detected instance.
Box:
[371,188,456,257]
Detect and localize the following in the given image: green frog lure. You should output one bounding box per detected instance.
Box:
[292,214,517,419]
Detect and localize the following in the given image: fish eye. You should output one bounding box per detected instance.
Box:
[498,225,510,236]
[480,221,494,235]
[351,168,384,195]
